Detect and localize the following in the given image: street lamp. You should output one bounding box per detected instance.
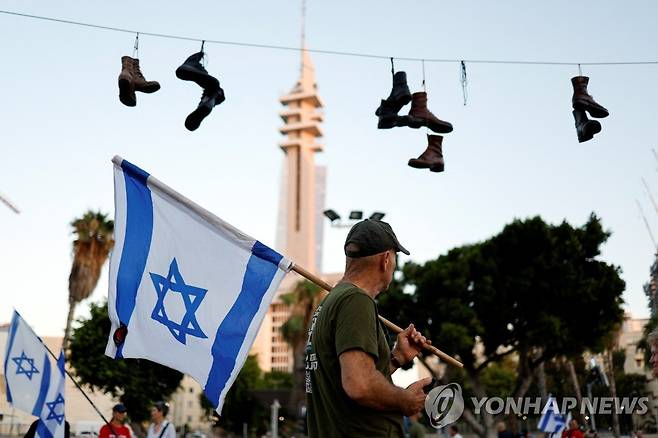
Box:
[323,209,341,222]
[323,209,386,228]
[369,211,385,221]
[349,210,363,220]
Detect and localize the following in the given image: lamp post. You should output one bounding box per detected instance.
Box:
[323,209,386,228]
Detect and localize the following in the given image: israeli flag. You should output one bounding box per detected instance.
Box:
[105,156,292,413]
[539,396,571,436]
[36,352,66,438]
[4,311,53,416]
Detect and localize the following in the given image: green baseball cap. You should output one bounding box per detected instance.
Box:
[344,219,410,258]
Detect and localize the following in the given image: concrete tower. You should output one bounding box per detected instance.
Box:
[275,48,325,273]
[250,46,327,373]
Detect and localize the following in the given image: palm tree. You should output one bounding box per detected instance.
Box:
[62,211,114,350]
[280,280,324,419]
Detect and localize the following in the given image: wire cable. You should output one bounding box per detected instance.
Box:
[2,9,658,66]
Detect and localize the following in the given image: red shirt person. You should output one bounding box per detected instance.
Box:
[99,404,131,438]
[562,419,585,438]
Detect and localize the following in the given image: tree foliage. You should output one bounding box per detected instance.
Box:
[64,210,114,349]
[200,356,293,435]
[378,214,625,438]
[69,302,183,423]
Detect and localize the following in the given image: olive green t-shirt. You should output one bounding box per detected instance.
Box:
[305,283,404,437]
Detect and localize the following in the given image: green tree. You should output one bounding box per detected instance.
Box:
[378,214,625,438]
[200,355,267,435]
[63,211,114,350]
[69,302,183,429]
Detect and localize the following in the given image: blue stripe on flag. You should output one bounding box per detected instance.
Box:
[115,160,153,354]
[32,353,51,416]
[57,352,65,375]
[203,241,283,406]
[3,311,19,403]
[120,159,150,185]
[36,419,54,438]
[539,411,550,431]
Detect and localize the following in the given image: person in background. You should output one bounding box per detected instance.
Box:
[449,424,463,438]
[408,412,426,438]
[498,422,514,438]
[24,420,70,438]
[146,402,176,438]
[99,404,131,438]
[561,419,585,438]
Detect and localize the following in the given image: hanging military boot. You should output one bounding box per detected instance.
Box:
[408,134,445,172]
[175,51,220,90]
[404,92,453,133]
[573,109,601,143]
[185,87,226,131]
[118,56,136,107]
[131,58,160,94]
[375,71,412,116]
[377,99,411,129]
[571,76,609,118]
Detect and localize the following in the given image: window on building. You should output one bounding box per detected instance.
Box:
[187,416,192,423]
[188,401,193,407]
[189,388,193,393]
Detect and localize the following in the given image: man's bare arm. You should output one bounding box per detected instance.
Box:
[339,349,428,415]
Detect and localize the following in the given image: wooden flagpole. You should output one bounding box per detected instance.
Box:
[291,264,463,368]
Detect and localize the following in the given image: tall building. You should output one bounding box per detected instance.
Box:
[251,48,326,373]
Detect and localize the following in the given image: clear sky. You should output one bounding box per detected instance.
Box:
[1,1,657,336]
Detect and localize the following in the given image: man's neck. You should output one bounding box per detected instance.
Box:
[110,420,123,427]
[339,274,381,299]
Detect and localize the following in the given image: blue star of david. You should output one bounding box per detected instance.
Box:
[12,351,39,380]
[45,393,65,425]
[150,258,208,345]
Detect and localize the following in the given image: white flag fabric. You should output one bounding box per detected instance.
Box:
[36,352,66,438]
[105,156,292,413]
[4,311,54,416]
[539,396,570,435]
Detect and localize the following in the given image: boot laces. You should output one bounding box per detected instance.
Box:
[133,63,145,80]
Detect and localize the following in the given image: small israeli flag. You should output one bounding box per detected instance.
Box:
[4,311,53,415]
[105,156,292,413]
[36,352,66,438]
[539,396,570,436]
[4,311,66,438]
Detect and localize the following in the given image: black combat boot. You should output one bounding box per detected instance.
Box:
[375,71,412,116]
[176,52,220,90]
[185,87,226,131]
[573,109,601,143]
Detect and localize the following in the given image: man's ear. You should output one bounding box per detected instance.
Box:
[381,251,390,272]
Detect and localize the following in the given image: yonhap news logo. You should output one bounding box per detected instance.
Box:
[423,382,650,429]
[425,383,465,428]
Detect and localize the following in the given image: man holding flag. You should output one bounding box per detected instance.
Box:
[304,219,431,437]
[4,311,66,438]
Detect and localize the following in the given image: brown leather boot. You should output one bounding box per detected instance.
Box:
[118,56,136,107]
[403,92,453,133]
[131,58,160,93]
[408,134,445,172]
[573,109,601,143]
[571,76,609,118]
